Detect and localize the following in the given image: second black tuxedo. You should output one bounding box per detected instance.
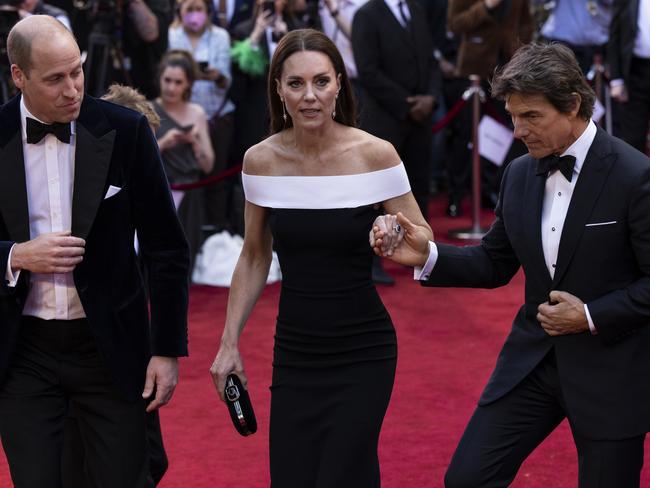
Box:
[608,0,650,154]
[425,127,650,440]
[0,94,190,401]
[352,0,441,216]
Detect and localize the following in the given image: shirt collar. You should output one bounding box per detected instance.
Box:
[20,94,77,143]
[559,119,597,177]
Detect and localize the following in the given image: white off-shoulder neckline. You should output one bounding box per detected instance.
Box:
[242,163,411,209]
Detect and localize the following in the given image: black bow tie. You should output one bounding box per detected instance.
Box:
[536,154,576,182]
[26,117,71,144]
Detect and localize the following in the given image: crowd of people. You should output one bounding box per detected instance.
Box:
[1,0,650,487]
[3,0,647,271]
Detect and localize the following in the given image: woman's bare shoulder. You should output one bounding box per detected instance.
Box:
[345,128,401,171]
[242,135,283,175]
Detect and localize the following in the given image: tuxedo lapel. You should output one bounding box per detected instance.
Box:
[551,129,615,288]
[0,97,30,243]
[0,133,30,243]
[71,98,115,239]
[522,161,551,282]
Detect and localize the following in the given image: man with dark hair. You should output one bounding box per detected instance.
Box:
[373,42,650,487]
[0,16,189,488]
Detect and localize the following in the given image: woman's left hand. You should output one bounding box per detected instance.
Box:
[370,214,404,256]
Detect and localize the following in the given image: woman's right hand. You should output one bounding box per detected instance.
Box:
[250,9,274,45]
[210,342,247,401]
[159,128,190,151]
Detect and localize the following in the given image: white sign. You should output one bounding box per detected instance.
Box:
[478,115,514,167]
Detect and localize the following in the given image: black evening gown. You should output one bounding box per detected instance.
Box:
[243,165,410,487]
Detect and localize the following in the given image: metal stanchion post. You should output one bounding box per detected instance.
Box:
[449,75,489,240]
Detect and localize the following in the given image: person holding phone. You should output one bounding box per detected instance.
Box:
[169,0,237,234]
[153,50,214,268]
[210,29,431,487]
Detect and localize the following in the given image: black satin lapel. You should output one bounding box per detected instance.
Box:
[551,151,615,288]
[71,124,115,239]
[523,166,550,282]
[0,133,30,242]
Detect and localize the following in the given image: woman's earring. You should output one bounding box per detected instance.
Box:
[281,99,288,123]
[332,93,338,119]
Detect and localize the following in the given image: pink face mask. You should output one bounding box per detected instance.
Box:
[182,11,207,32]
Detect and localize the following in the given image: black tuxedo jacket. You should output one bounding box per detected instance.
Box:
[0,95,190,401]
[424,128,650,439]
[352,0,441,129]
[608,0,641,83]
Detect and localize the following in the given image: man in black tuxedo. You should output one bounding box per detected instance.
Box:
[0,16,189,488]
[351,0,440,219]
[373,43,650,487]
[608,0,650,154]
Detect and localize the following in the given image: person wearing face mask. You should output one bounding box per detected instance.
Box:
[169,0,237,235]
[210,29,431,487]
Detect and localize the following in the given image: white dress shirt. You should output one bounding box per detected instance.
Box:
[383,0,411,28]
[634,0,650,58]
[4,97,85,320]
[416,120,600,333]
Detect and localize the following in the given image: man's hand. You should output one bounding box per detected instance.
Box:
[537,291,589,336]
[484,0,503,9]
[373,212,431,267]
[611,83,629,103]
[407,95,435,123]
[142,356,179,412]
[370,214,404,256]
[11,231,85,274]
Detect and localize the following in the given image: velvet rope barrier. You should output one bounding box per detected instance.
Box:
[170,164,243,191]
[431,97,469,134]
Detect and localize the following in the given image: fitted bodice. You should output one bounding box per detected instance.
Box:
[243,164,411,368]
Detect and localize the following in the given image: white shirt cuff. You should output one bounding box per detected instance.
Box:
[414,241,438,281]
[610,78,625,89]
[584,304,597,335]
[5,244,21,287]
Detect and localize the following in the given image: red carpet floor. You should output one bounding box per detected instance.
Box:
[2,196,650,487]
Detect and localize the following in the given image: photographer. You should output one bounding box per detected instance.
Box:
[78,0,172,98]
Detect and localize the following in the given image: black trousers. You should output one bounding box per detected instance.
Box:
[0,317,150,488]
[617,57,650,154]
[445,351,645,488]
[61,409,167,487]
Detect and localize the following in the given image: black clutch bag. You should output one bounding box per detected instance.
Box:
[224,374,257,436]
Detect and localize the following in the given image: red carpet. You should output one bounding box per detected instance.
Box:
[2,195,649,487]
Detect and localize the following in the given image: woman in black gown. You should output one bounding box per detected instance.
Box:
[210,29,432,487]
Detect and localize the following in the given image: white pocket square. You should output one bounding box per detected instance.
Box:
[585,220,617,227]
[104,185,122,200]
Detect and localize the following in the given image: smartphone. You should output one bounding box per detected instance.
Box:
[263,0,275,15]
[179,124,194,133]
[197,61,209,73]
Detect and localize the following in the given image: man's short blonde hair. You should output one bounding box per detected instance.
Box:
[102,84,161,132]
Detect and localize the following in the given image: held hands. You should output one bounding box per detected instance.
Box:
[537,291,589,336]
[142,356,179,412]
[11,231,85,274]
[371,212,431,267]
[210,342,247,402]
[369,214,404,256]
